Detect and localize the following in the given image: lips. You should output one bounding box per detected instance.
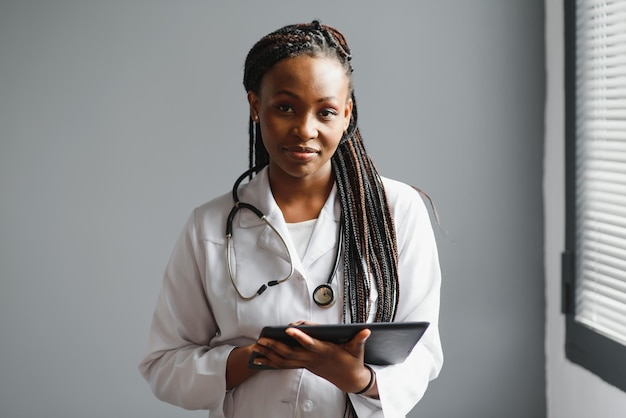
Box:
[284,146,319,161]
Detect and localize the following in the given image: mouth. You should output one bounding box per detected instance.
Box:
[284,146,319,161]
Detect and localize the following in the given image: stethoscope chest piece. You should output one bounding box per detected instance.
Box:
[313,284,335,308]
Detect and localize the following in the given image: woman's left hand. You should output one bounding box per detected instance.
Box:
[250,321,375,394]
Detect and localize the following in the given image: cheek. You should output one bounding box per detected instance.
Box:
[327,131,344,153]
[321,121,347,145]
[260,114,287,134]
[257,119,278,142]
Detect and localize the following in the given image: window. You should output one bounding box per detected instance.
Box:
[563,0,626,391]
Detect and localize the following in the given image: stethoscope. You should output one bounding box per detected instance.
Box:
[225,167,342,307]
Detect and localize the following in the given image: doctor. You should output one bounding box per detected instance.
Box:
[139,21,443,418]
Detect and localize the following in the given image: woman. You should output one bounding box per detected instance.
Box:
[139,21,443,417]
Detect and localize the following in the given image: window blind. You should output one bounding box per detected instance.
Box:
[575,0,626,345]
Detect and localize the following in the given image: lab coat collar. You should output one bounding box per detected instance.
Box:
[234,167,340,268]
[235,167,281,229]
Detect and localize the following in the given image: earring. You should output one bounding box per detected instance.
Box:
[252,115,259,122]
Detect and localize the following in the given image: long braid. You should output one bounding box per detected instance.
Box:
[242,21,400,324]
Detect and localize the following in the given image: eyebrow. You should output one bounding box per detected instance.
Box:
[273,89,338,103]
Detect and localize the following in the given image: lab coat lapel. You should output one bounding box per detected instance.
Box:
[235,167,340,270]
[235,168,302,269]
[257,216,301,268]
[301,186,341,269]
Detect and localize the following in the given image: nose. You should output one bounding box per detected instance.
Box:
[292,113,318,140]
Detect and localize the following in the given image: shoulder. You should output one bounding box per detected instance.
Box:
[380,176,418,197]
[186,190,233,243]
[380,176,436,239]
[380,176,428,215]
[381,177,439,260]
[194,190,233,219]
[188,168,268,243]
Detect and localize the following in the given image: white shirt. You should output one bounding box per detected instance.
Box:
[139,167,443,417]
[286,218,317,260]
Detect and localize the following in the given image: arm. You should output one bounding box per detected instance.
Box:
[350,182,444,416]
[226,345,259,390]
[138,210,239,411]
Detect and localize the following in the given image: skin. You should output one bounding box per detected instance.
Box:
[248,54,353,222]
[225,55,379,398]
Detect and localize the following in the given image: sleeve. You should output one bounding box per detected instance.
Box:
[138,209,234,412]
[349,185,444,417]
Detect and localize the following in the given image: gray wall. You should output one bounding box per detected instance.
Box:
[0,1,546,417]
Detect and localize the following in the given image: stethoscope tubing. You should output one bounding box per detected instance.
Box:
[225,166,341,305]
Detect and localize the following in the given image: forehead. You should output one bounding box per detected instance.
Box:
[259,55,350,98]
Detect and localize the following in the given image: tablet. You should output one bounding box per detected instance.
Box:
[248,321,429,369]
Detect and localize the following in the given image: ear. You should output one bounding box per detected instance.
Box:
[343,97,354,131]
[247,91,260,121]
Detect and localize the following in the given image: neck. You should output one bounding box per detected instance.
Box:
[267,167,334,223]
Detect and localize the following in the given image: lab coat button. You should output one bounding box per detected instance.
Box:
[302,400,313,411]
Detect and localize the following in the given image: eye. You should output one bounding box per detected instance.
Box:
[277,104,294,113]
[319,109,338,120]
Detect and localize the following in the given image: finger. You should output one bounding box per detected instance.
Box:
[251,351,301,370]
[285,327,318,351]
[288,320,318,326]
[345,328,371,357]
[354,328,372,345]
[257,335,311,361]
[257,336,296,351]
[254,340,313,370]
[254,338,287,360]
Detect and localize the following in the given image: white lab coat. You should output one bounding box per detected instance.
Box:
[139,167,443,417]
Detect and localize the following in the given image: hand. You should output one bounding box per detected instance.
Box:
[226,344,259,390]
[250,321,376,395]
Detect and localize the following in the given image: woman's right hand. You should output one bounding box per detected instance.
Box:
[226,344,259,390]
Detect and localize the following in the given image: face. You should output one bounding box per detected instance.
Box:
[248,55,353,185]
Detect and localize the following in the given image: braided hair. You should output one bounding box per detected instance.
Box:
[243,21,399,324]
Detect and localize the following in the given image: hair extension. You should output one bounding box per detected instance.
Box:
[242,21,400,324]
